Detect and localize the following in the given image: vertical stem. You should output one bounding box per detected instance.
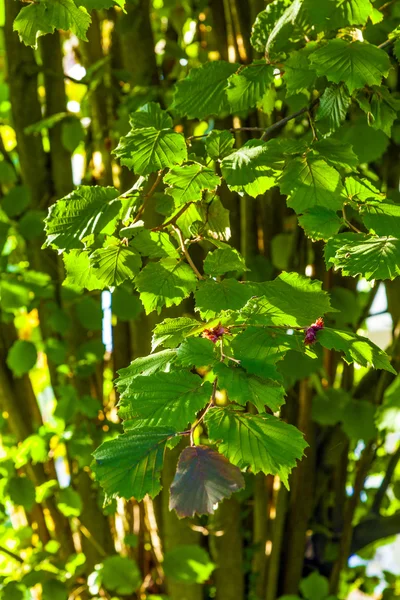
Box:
[161,443,202,600]
[209,497,244,600]
[282,379,316,594]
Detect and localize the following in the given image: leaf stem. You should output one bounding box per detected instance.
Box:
[151,202,193,231]
[342,205,362,234]
[132,169,164,224]
[190,377,218,446]
[173,225,204,280]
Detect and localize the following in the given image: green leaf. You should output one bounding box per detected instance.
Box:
[112,288,142,321]
[231,327,303,379]
[152,317,201,351]
[92,427,176,501]
[284,48,317,96]
[227,61,274,112]
[205,130,235,160]
[316,84,351,132]
[265,0,303,58]
[203,247,247,276]
[7,340,37,377]
[75,296,102,331]
[221,141,272,187]
[317,327,396,373]
[61,118,85,153]
[326,233,400,281]
[56,488,82,517]
[356,86,400,136]
[100,556,141,595]
[300,572,329,600]
[2,185,31,218]
[194,279,254,319]
[242,272,335,327]
[78,0,126,10]
[172,61,238,119]
[376,375,400,432]
[129,102,172,130]
[338,118,389,163]
[176,337,216,368]
[119,372,212,430]
[63,250,104,291]
[205,408,308,488]
[45,186,120,250]
[361,202,400,238]
[7,477,36,510]
[310,39,391,94]
[214,363,286,413]
[113,127,187,175]
[90,243,142,287]
[313,139,358,169]
[163,545,215,584]
[14,0,91,48]
[130,230,179,259]
[344,177,384,203]
[116,350,177,395]
[164,163,220,206]
[169,446,244,518]
[135,258,197,314]
[298,206,342,241]
[279,156,344,214]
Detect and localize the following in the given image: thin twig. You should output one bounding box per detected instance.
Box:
[260,98,320,141]
[0,545,24,563]
[378,38,395,50]
[342,205,363,234]
[190,378,218,446]
[308,110,318,141]
[173,225,204,279]
[132,170,164,224]
[152,202,193,231]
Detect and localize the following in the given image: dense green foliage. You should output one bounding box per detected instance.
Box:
[1,1,400,599]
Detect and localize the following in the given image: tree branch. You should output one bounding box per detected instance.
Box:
[351,510,400,555]
[371,444,400,515]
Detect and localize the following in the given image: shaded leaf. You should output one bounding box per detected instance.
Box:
[214,362,286,413]
[169,445,244,518]
[176,337,216,368]
[7,340,37,377]
[227,61,274,112]
[316,84,351,132]
[205,130,235,160]
[172,61,238,119]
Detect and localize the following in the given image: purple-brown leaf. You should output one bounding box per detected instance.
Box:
[169,445,245,518]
